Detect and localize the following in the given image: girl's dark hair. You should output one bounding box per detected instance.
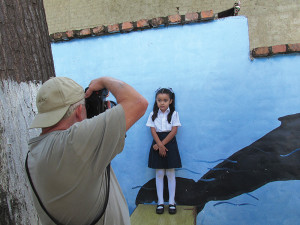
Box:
[152,88,175,123]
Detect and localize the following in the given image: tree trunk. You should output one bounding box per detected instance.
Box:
[0,0,55,224]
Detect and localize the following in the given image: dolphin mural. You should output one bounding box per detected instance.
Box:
[135,113,300,213]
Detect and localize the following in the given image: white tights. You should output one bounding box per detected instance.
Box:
[156,169,176,205]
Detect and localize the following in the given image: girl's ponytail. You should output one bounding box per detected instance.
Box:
[152,103,159,121]
[167,92,175,123]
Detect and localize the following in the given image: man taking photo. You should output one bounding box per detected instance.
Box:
[26,76,148,225]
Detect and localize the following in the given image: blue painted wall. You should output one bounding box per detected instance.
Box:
[51,16,300,224]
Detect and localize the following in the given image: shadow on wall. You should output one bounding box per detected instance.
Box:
[136,113,300,213]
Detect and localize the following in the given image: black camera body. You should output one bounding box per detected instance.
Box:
[85,88,116,118]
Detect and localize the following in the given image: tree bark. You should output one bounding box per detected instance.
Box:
[0,0,55,224]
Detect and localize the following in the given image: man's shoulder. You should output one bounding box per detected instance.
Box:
[28,130,62,145]
[98,104,124,119]
[87,104,125,125]
[109,104,124,115]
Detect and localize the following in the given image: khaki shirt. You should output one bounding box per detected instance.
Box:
[27,105,130,225]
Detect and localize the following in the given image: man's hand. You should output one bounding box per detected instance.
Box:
[85,78,106,98]
[86,77,148,131]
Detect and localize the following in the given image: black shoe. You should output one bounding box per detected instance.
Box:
[169,204,176,214]
[156,204,164,214]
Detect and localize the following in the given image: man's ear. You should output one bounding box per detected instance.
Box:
[75,105,84,121]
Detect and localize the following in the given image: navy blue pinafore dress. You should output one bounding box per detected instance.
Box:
[148,132,182,169]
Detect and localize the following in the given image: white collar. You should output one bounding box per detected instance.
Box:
[158,107,170,114]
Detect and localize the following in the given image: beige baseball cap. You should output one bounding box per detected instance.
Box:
[30,77,85,129]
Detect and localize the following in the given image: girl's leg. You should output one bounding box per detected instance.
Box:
[156,169,165,205]
[166,168,176,205]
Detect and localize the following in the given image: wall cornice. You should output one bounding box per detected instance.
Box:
[49,9,300,59]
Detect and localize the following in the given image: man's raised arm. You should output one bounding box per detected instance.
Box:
[86,77,148,131]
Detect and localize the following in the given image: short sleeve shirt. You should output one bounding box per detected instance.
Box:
[146,108,181,132]
[27,104,130,225]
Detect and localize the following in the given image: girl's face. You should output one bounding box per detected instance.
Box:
[156,93,173,112]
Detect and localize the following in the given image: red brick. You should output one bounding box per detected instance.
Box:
[79,28,91,37]
[53,32,69,41]
[92,25,105,35]
[168,14,181,24]
[201,10,214,20]
[108,24,120,33]
[185,12,198,23]
[53,32,62,39]
[288,43,300,52]
[66,30,74,38]
[150,17,165,27]
[272,44,286,54]
[122,22,133,32]
[252,47,270,57]
[137,19,149,28]
[53,32,63,40]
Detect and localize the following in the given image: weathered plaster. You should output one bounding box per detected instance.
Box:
[0,79,41,224]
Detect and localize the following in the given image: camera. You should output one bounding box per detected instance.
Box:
[85,88,116,119]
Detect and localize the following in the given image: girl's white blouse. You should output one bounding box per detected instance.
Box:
[146,108,181,132]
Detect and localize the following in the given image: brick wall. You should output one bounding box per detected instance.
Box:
[44,0,300,58]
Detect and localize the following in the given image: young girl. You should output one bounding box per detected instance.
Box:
[146,87,182,215]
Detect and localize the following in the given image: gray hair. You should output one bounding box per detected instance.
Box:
[62,98,85,120]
